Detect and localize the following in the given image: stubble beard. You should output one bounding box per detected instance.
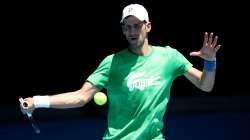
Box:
[128,35,146,51]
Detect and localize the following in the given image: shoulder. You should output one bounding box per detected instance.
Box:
[99,54,115,66]
[152,45,180,56]
[112,49,131,60]
[101,49,127,64]
[102,54,114,61]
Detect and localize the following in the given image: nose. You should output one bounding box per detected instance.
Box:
[131,26,139,34]
[128,27,139,37]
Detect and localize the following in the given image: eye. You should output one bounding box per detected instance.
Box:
[134,22,144,29]
[123,25,131,31]
[134,24,140,29]
[122,22,144,31]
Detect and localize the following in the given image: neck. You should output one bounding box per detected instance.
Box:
[128,39,151,56]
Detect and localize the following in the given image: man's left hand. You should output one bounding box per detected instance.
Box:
[190,32,221,61]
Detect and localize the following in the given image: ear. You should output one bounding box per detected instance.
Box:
[145,22,151,32]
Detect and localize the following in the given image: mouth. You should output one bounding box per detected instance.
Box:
[129,37,138,41]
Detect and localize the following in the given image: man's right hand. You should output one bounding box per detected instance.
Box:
[19,97,35,115]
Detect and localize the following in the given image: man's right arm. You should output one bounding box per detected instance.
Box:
[21,81,100,114]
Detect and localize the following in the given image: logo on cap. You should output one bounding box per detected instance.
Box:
[128,7,134,13]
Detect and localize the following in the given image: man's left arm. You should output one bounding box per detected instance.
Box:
[184,32,221,92]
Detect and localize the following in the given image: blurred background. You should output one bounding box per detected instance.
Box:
[1,0,249,140]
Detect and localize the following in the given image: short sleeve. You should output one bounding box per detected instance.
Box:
[87,54,114,89]
[172,49,193,78]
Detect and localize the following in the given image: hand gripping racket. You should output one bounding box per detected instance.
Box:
[19,97,40,134]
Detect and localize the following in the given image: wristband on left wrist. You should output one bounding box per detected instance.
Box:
[204,60,216,71]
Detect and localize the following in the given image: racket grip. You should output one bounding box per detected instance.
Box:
[19,97,41,134]
[19,97,27,108]
[27,113,32,118]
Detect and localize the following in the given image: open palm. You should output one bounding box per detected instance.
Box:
[190,32,221,61]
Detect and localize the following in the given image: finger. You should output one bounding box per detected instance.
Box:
[203,32,208,47]
[189,51,201,56]
[19,97,30,114]
[212,36,218,48]
[208,32,213,46]
[214,45,221,52]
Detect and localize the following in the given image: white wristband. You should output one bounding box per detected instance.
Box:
[33,95,50,108]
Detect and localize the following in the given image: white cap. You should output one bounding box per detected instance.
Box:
[121,4,149,23]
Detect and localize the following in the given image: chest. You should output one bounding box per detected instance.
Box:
[109,56,176,92]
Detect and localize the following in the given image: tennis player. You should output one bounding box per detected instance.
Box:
[20,3,221,139]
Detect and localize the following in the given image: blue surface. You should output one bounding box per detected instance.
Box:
[164,112,250,140]
[1,112,250,140]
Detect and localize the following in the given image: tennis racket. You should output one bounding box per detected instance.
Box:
[19,97,40,134]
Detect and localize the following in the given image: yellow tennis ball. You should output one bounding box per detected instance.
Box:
[94,92,107,106]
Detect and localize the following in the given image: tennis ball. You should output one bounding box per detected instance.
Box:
[94,92,107,106]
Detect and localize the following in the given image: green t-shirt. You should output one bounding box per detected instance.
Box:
[87,46,192,140]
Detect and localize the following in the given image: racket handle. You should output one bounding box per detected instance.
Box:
[19,97,41,134]
[19,97,27,108]
[19,97,33,118]
[27,113,32,118]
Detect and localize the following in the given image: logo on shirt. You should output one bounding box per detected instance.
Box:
[127,72,161,91]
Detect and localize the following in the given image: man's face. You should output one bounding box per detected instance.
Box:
[122,16,151,47]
